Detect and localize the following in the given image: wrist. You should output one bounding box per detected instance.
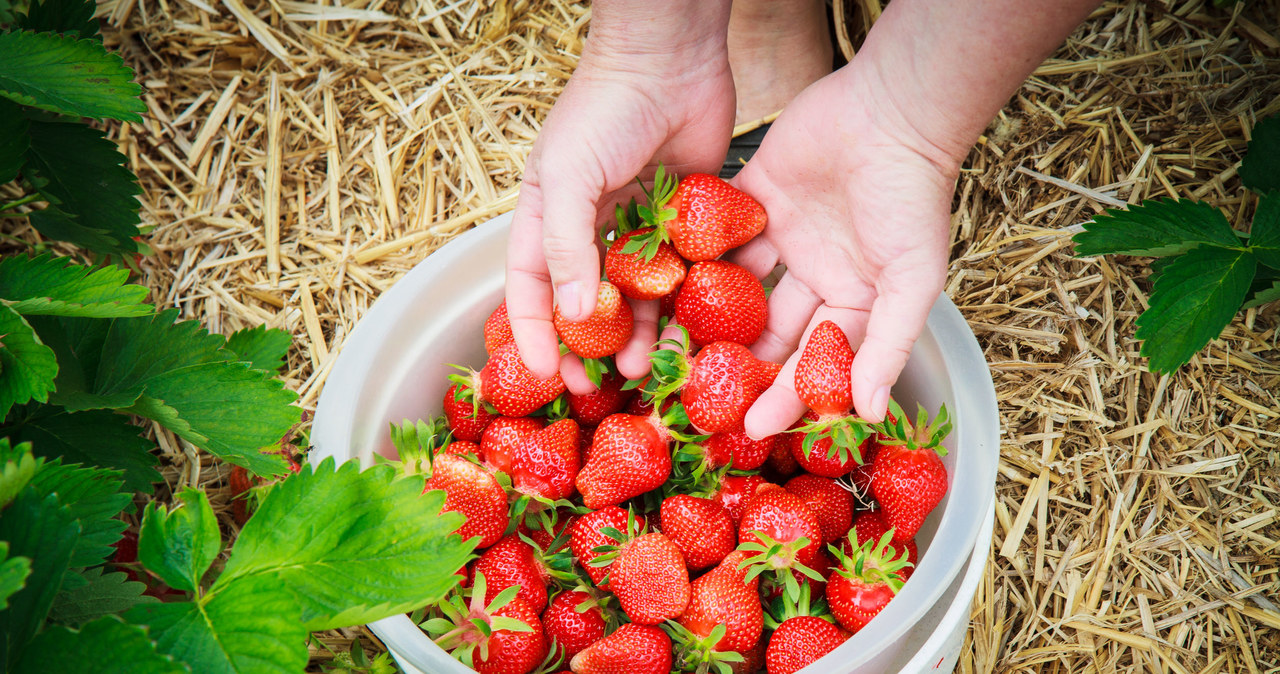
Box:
[582,0,732,81]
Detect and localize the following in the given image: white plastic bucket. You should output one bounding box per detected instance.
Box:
[311,212,1001,673]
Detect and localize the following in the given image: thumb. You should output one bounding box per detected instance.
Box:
[538,168,604,322]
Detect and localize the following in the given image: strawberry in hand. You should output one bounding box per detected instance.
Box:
[554,280,634,361]
[627,166,767,263]
[787,320,877,476]
[673,260,768,348]
[649,335,780,435]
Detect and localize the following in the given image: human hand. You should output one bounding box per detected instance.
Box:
[729,62,961,435]
[505,1,735,393]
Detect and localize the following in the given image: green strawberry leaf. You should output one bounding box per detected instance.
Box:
[0,302,58,420]
[0,439,39,508]
[0,254,152,318]
[0,489,80,670]
[212,457,473,631]
[12,616,184,674]
[1248,192,1280,269]
[1134,246,1256,373]
[0,405,161,493]
[17,0,101,40]
[0,31,143,121]
[0,542,32,612]
[1239,115,1280,194]
[47,566,156,626]
[0,99,28,184]
[46,310,298,477]
[224,324,292,373]
[124,571,308,674]
[23,117,143,256]
[138,487,220,593]
[1243,272,1280,310]
[28,458,129,569]
[1074,198,1241,257]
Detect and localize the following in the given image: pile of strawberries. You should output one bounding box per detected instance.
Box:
[396,168,954,674]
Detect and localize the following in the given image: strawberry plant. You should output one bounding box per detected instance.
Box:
[1073,114,1280,372]
[1,2,476,671]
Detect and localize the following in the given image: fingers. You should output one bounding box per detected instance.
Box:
[539,171,604,321]
[849,260,945,422]
[725,236,779,280]
[749,272,822,364]
[506,184,563,379]
[615,298,660,380]
[559,352,596,396]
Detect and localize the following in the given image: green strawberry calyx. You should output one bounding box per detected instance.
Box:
[829,528,911,593]
[422,571,535,666]
[662,621,746,674]
[873,400,952,457]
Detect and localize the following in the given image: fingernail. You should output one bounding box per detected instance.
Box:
[556,282,582,320]
[871,385,891,421]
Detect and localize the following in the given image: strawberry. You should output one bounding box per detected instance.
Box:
[568,371,635,427]
[445,383,499,443]
[605,227,687,301]
[555,281,634,359]
[737,485,825,596]
[703,430,774,471]
[650,339,779,435]
[825,531,911,634]
[869,402,951,540]
[674,550,763,660]
[228,464,257,525]
[481,416,544,475]
[765,435,800,478]
[576,413,673,509]
[429,572,548,674]
[485,300,515,354]
[543,590,606,660]
[731,642,766,674]
[674,260,767,347]
[713,474,772,524]
[569,507,644,590]
[786,414,869,478]
[845,510,918,582]
[784,474,854,545]
[570,623,672,674]
[765,616,846,674]
[659,494,736,570]
[455,343,567,418]
[446,439,481,457]
[605,532,690,624]
[633,168,767,262]
[511,418,581,501]
[794,321,856,417]
[473,534,553,612]
[424,453,509,549]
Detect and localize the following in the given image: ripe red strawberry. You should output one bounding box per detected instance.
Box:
[652,340,778,435]
[576,413,673,509]
[568,371,635,427]
[676,550,764,656]
[570,623,672,674]
[484,300,514,354]
[512,418,581,501]
[569,507,644,590]
[659,494,736,570]
[674,260,767,347]
[713,474,772,524]
[543,590,606,660]
[652,172,767,261]
[446,439,481,457]
[845,510,918,582]
[784,474,854,544]
[228,464,257,525]
[473,534,552,612]
[826,532,911,634]
[765,616,847,674]
[424,453,509,549]
[738,485,824,575]
[458,342,566,418]
[430,573,548,674]
[554,280,634,359]
[445,383,499,442]
[765,435,799,478]
[794,321,856,417]
[481,416,544,475]
[731,642,766,674]
[869,403,951,540]
[605,227,687,301]
[703,430,774,471]
[607,532,690,624]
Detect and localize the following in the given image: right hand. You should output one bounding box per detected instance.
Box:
[505,6,735,392]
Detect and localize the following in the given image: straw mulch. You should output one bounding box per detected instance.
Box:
[61,0,1280,670]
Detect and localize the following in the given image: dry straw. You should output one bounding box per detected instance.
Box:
[12,0,1277,669]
